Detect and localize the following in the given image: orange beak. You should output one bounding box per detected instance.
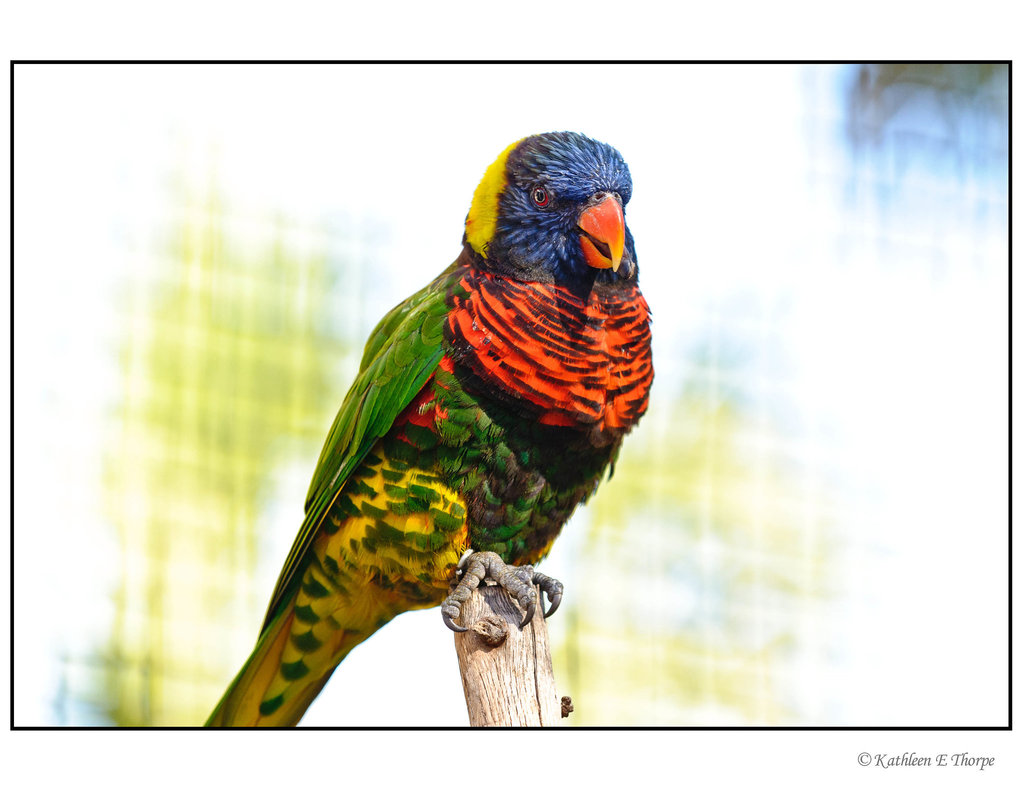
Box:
[577,194,625,272]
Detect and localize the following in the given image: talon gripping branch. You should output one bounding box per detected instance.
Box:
[207,132,653,726]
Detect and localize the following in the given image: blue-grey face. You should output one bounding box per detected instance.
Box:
[488,132,638,285]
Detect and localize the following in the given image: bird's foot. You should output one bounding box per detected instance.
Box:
[441,550,563,632]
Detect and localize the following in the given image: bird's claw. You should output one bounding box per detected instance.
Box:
[533,569,564,619]
[441,550,564,632]
[442,606,468,633]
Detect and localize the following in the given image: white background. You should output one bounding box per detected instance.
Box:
[3,2,1021,791]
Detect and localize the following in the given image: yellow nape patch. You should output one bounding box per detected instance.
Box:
[465,138,522,257]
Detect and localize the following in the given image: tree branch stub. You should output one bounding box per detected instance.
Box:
[452,583,564,727]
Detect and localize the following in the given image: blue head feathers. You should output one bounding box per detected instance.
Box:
[464,132,637,287]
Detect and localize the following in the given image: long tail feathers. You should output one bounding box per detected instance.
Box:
[206,605,349,727]
[207,607,294,726]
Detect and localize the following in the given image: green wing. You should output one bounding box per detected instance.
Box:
[258,264,457,633]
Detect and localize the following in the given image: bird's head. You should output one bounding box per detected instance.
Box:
[463,132,637,287]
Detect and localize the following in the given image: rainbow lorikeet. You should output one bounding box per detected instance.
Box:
[206,131,653,726]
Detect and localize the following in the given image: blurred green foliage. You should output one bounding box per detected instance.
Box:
[553,377,830,724]
[101,177,353,725]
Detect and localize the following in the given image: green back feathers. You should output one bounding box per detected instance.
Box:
[259,266,457,632]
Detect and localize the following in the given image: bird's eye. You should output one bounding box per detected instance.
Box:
[531,186,550,207]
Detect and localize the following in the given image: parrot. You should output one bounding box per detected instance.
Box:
[206,131,653,726]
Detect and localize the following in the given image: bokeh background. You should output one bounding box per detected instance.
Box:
[13,63,1008,726]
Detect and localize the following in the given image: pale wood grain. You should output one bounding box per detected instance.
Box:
[452,584,563,726]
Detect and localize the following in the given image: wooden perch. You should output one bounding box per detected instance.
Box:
[452,583,567,726]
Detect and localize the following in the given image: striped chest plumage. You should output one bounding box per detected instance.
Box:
[429,261,654,563]
[445,264,653,445]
